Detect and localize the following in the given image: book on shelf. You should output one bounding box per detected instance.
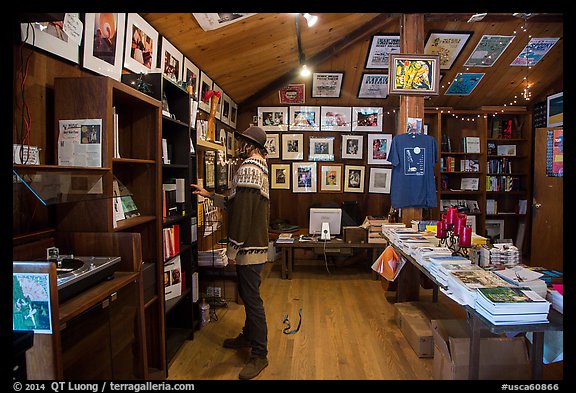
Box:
[164,255,182,301]
[497,144,517,156]
[460,177,479,191]
[463,136,481,153]
[113,177,140,220]
[487,142,497,155]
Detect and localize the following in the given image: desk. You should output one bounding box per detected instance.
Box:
[275,239,384,279]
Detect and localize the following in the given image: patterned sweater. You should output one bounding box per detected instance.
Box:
[213,157,270,265]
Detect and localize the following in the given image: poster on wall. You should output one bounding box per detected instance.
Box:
[358,74,389,99]
[546,129,563,177]
[279,84,305,104]
[464,35,514,67]
[511,37,559,66]
[424,31,472,69]
[193,13,256,31]
[444,73,485,96]
[365,34,400,69]
[312,72,344,98]
[20,14,81,64]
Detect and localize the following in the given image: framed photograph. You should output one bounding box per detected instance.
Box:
[221,92,232,125]
[485,219,505,243]
[368,167,392,194]
[344,165,365,193]
[389,54,440,95]
[308,137,335,161]
[193,13,256,31]
[226,131,234,156]
[319,163,343,193]
[282,134,304,160]
[229,100,238,129]
[204,151,216,191]
[183,58,201,100]
[341,135,364,160]
[82,13,126,80]
[352,107,383,132]
[198,71,213,112]
[258,107,289,131]
[511,37,559,67]
[20,14,81,64]
[445,73,485,96]
[271,164,291,189]
[312,72,344,98]
[546,91,563,127]
[289,106,320,131]
[365,34,400,69]
[212,83,224,120]
[358,73,389,99]
[160,36,184,84]
[424,31,472,70]
[367,134,393,165]
[292,162,317,193]
[464,35,514,67]
[320,106,352,131]
[216,150,228,193]
[279,83,305,104]
[265,134,280,159]
[124,13,158,74]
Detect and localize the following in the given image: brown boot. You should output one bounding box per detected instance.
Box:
[238,356,268,380]
[223,333,251,349]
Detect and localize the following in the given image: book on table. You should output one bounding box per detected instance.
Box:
[475,286,551,314]
[276,233,295,243]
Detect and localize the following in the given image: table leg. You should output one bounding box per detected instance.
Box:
[468,313,481,380]
[281,248,287,279]
[287,248,293,280]
[531,332,544,379]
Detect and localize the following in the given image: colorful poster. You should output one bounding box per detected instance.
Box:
[13,273,53,334]
[445,73,485,95]
[464,35,514,67]
[279,83,305,104]
[546,129,563,177]
[424,32,472,69]
[511,37,559,66]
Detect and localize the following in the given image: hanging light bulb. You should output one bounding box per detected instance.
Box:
[302,13,318,27]
[300,64,311,77]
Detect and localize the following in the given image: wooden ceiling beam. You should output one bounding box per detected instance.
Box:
[240,13,401,108]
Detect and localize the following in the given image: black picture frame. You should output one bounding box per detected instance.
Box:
[204,151,216,191]
[216,150,228,193]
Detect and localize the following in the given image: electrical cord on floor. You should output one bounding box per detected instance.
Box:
[323,240,331,275]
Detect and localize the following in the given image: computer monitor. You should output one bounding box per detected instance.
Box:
[309,208,342,239]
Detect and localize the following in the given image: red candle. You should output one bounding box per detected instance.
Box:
[457,214,467,236]
[447,208,457,225]
[436,220,446,238]
[459,225,472,247]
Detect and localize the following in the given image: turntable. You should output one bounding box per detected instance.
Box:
[55,256,121,302]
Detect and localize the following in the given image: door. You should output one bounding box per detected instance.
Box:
[530,127,563,270]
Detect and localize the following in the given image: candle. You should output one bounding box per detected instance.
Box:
[459,225,472,247]
[447,208,457,225]
[457,214,467,236]
[436,220,446,238]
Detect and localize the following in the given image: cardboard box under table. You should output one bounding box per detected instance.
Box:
[431,319,531,380]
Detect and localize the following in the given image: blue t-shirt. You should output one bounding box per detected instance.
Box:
[388,133,438,208]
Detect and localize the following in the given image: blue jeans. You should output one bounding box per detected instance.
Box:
[236,263,268,358]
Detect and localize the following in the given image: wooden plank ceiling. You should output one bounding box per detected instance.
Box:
[141,13,563,110]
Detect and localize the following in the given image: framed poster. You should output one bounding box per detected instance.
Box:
[445,73,485,96]
[389,54,440,95]
[312,72,344,98]
[511,37,559,67]
[365,34,400,69]
[258,107,289,131]
[20,14,81,64]
[367,134,392,165]
[368,167,392,194]
[319,163,343,193]
[546,129,563,177]
[424,31,472,70]
[279,83,305,104]
[289,106,320,131]
[271,164,291,189]
[341,135,364,159]
[282,134,304,160]
[13,272,53,334]
[193,13,256,31]
[160,36,184,84]
[265,133,280,159]
[221,92,231,125]
[344,165,365,193]
[82,13,126,80]
[292,162,317,193]
[308,137,335,161]
[124,13,158,74]
[358,74,389,99]
[183,58,201,100]
[352,107,383,132]
[216,150,228,193]
[485,219,505,243]
[229,100,238,129]
[204,151,216,191]
[464,35,514,67]
[198,71,213,112]
[320,106,352,132]
[546,92,563,127]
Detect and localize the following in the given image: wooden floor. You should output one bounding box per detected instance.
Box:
[166,258,563,381]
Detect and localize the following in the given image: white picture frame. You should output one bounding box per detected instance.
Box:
[282,134,304,160]
[289,106,321,131]
[365,34,400,69]
[485,219,505,243]
[292,162,317,193]
[311,72,344,98]
[319,163,343,193]
[367,134,392,165]
[320,106,352,131]
[220,92,231,125]
[271,164,291,189]
[258,107,289,132]
[198,71,213,112]
[341,135,364,160]
[265,134,280,159]
[546,91,563,128]
[344,165,365,193]
[352,107,383,132]
[183,57,201,100]
[368,167,392,194]
[308,137,335,161]
[160,36,184,84]
[124,13,158,74]
[358,74,389,99]
[20,14,81,64]
[82,13,126,80]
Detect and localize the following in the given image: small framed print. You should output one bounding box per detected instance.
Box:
[464,35,514,67]
[389,54,440,95]
[352,107,383,132]
[258,107,289,131]
[367,134,392,165]
[308,137,335,161]
[221,92,232,125]
[289,106,320,131]
[183,58,200,100]
[229,100,238,129]
[365,34,400,69]
[265,134,280,159]
[124,13,158,74]
[368,167,392,194]
[319,163,343,193]
[198,71,213,112]
[204,151,216,191]
[344,165,365,193]
[226,131,234,156]
[341,135,364,160]
[547,91,563,127]
[320,106,352,131]
[445,73,485,96]
[271,164,291,189]
[358,73,389,99]
[216,150,228,193]
[160,36,184,84]
[312,72,344,98]
[82,13,126,81]
[21,14,81,64]
[292,162,317,193]
[282,134,304,160]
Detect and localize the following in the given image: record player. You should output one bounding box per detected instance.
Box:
[54,256,121,302]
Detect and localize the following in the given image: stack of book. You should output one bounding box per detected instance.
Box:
[275,233,295,244]
[436,262,484,287]
[198,248,228,267]
[446,269,511,307]
[479,244,520,267]
[412,246,452,268]
[475,286,551,325]
[493,266,548,298]
[426,255,472,284]
[546,284,563,314]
